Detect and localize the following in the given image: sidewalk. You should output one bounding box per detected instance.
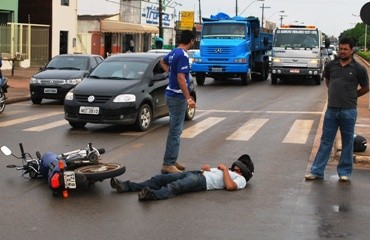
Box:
[1,60,370,165]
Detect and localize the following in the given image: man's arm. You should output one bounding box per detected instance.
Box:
[217,163,238,191]
[358,85,369,97]
[177,72,196,108]
[160,59,169,73]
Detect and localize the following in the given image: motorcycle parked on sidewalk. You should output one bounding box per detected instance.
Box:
[1,142,126,198]
[0,77,8,114]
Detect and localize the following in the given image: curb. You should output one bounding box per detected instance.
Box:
[6,96,31,104]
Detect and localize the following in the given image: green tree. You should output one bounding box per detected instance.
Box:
[339,23,369,49]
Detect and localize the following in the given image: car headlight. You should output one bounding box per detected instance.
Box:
[65,78,82,85]
[272,58,281,63]
[310,59,319,64]
[30,77,40,84]
[194,58,202,63]
[65,91,74,101]
[113,94,136,103]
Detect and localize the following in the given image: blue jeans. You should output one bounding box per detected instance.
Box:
[310,108,357,178]
[127,171,207,199]
[163,95,187,166]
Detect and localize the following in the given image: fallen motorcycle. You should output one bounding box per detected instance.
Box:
[1,143,126,198]
[0,76,8,114]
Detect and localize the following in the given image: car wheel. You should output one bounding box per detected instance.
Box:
[135,103,152,131]
[69,121,87,129]
[185,102,196,121]
[31,97,42,104]
[271,74,278,85]
[196,74,205,86]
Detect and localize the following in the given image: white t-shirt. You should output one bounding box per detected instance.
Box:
[202,168,246,190]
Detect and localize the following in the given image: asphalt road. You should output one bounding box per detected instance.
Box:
[1,78,370,240]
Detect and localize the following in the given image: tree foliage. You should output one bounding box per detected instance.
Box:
[339,23,369,49]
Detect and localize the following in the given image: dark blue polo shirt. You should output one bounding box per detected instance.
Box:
[324,59,369,108]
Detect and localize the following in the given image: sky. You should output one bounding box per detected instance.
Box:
[78,0,368,38]
[176,0,369,37]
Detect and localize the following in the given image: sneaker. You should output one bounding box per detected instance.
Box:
[339,176,350,182]
[110,178,129,193]
[304,173,323,180]
[175,162,186,171]
[138,187,157,201]
[161,164,182,174]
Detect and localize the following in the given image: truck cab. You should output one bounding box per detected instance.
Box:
[191,13,272,85]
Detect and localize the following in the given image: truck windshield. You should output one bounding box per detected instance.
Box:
[273,29,319,49]
[202,23,246,39]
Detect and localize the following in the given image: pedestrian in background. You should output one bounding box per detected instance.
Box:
[305,37,369,182]
[159,30,196,174]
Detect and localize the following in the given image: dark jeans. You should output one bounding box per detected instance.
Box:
[127,171,207,200]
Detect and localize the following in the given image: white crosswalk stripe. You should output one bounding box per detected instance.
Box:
[1,111,316,144]
[23,119,68,132]
[181,117,225,138]
[226,118,269,141]
[282,119,314,144]
[0,111,63,127]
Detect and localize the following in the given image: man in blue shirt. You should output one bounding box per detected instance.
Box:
[159,30,196,174]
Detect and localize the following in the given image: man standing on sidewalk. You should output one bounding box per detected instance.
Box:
[159,30,196,174]
[305,37,369,182]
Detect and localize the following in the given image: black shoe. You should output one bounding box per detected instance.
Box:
[110,178,129,193]
[138,187,157,201]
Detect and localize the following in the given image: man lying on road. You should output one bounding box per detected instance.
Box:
[110,154,254,201]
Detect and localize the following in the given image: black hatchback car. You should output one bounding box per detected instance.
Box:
[64,53,197,131]
[30,54,103,104]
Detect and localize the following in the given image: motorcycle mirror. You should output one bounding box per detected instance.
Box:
[1,146,12,156]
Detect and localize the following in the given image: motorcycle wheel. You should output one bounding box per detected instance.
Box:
[0,91,5,114]
[74,163,126,182]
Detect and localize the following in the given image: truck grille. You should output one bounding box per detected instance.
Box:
[205,47,234,56]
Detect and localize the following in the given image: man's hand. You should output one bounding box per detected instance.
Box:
[217,163,228,171]
[201,164,211,171]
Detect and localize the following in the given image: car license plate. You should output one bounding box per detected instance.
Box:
[64,171,76,189]
[211,67,222,72]
[290,69,300,73]
[44,88,57,93]
[79,106,99,115]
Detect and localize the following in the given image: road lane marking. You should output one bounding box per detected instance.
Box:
[23,119,68,132]
[226,118,269,141]
[197,109,322,115]
[282,119,314,144]
[0,111,63,127]
[181,117,225,138]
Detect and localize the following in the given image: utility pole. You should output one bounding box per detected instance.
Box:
[260,3,270,28]
[159,0,163,38]
[198,0,202,23]
[236,0,238,16]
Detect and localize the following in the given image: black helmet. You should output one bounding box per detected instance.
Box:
[354,135,367,152]
[231,154,254,182]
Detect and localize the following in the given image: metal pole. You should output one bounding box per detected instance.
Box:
[159,0,163,39]
[365,24,368,52]
[236,0,238,16]
[198,0,202,23]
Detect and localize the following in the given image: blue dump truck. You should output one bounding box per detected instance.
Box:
[191,12,273,86]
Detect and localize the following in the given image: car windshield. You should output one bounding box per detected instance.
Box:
[89,60,149,80]
[274,29,319,49]
[46,56,89,70]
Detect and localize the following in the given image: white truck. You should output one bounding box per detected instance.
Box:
[270,25,330,85]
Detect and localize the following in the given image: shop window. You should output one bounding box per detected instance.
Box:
[61,0,69,6]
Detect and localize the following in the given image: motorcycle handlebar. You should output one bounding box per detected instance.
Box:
[98,148,105,154]
[19,143,25,159]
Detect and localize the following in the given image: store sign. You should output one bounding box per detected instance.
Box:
[141,2,174,28]
[180,11,194,30]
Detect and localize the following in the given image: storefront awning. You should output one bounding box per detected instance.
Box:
[100,20,158,34]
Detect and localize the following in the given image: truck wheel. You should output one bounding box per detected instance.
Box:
[315,76,321,85]
[196,74,205,86]
[241,69,252,85]
[271,75,278,85]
